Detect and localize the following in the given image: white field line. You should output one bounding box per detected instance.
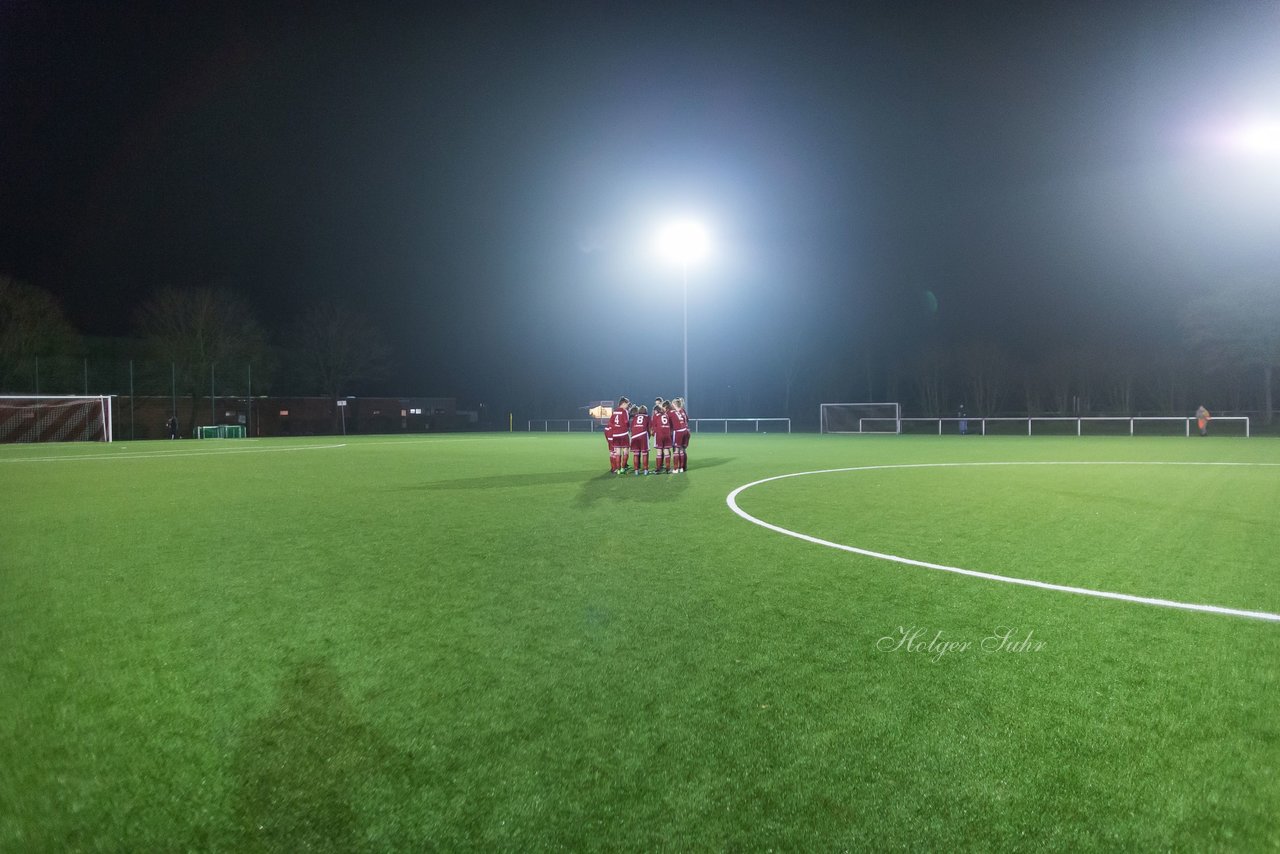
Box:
[726,461,1280,623]
[348,438,496,447]
[0,434,533,463]
[0,443,347,463]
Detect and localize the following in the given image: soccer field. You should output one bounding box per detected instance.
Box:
[2,433,1277,850]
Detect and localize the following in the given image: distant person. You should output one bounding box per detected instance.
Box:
[958,404,968,435]
[1196,405,1212,436]
[166,415,179,440]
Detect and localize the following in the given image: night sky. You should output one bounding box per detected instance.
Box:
[3,1,1278,414]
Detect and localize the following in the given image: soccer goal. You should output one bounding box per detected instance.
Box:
[819,402,901,434]
[0,395,114,443]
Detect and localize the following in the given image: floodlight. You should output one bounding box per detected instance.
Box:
[1203,116,1280,157]
[1225,119,1280,155]
[657,219,711,265]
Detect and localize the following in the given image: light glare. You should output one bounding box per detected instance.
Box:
[1202,116,1280,157]
[1227,120,1280,155]
[657,219,711,265]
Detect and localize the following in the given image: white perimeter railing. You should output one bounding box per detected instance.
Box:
[691,418,791,433]
[528,417,792,433]
[527,419,600,432]
[895,416,1250,438]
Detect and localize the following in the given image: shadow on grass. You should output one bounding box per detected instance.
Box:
[230,657,418,852]
[575,456,733,506]
[401,456,733,500]
[410,470,600,490]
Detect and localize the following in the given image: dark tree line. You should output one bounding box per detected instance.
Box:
[1181,282,1279,427]
[0,276,390,400]
[3,273,1276,427]
[740,283,1279,428]
[0,274,79,391]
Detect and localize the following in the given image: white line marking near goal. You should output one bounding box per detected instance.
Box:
[0,443,347,463]
[726,461,1280,623]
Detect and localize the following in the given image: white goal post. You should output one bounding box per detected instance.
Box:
[820,402,901,434]
[0,395,114,443]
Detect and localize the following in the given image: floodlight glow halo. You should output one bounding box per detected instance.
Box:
[1226,119,1280,155]
[657,219,711,265]
[1201,115,1280,157]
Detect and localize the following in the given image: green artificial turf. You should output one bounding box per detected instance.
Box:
[2,433,1277,851]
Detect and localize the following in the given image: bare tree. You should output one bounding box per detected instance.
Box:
[1181,282,1280,424]
[135,286,266,411]
[909,346,947,416]
[958,342,1009,416]
[1039,349,1097,415]
[1099,348,1140,415]
[1017,360,1045,415]
[781,336,808,419]
[1140,345,1192,416]
[287,300,390,397]
[0,274,79,391]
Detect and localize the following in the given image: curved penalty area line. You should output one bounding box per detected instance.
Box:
[0,443,348,463]
[726,462,1280,623]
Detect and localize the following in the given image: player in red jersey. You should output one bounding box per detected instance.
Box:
[669,397,691,472]
[607,397,630,473]
[651,399,674,473]
[629,404,650,475]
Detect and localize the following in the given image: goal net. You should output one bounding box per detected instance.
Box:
[0,396,114,443]
[820,402,901,434]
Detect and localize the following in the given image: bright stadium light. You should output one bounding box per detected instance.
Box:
[656,218,711,407]
[657,219,711,265]
[1200,114,1280,158]
[1225,118,1280,156]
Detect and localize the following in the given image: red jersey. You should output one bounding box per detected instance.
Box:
[652,409,674,439]
[608,407,629,441]
[670,407,690,433]
[630,412,649,440]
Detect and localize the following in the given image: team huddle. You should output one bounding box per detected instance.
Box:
[607,396,691,475]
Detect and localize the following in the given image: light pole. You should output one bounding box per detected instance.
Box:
[681,258,688,406]
[658,219,710,407]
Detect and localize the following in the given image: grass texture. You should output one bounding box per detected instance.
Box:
[2,433,1277,851]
